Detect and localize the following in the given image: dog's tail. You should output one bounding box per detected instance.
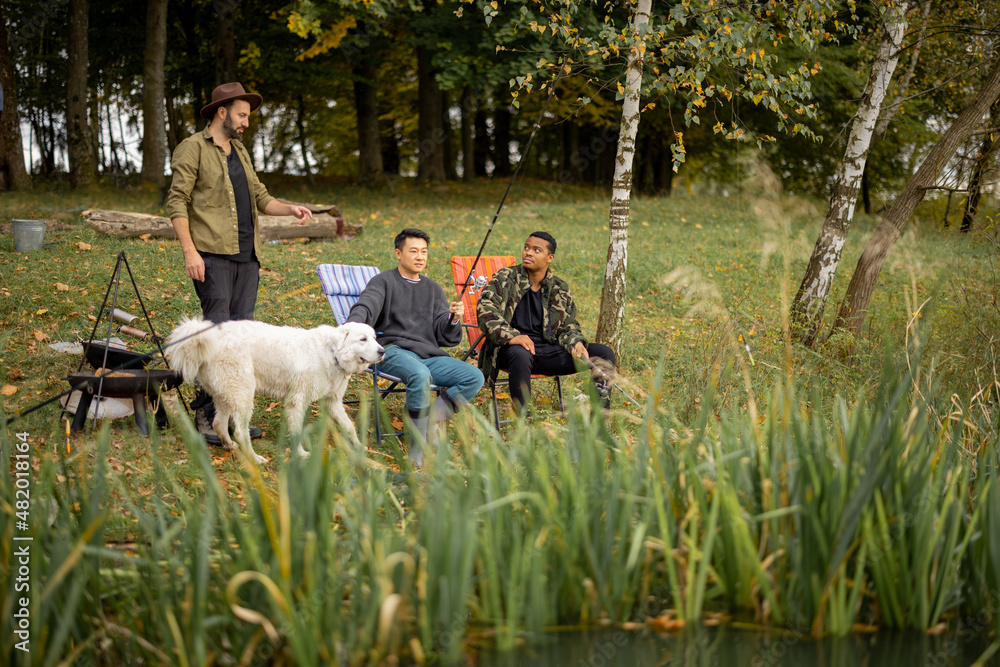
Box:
[166,316,218,383]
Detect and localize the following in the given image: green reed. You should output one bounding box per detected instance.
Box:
[2,352,999,665]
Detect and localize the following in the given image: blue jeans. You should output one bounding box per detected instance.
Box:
[377,346,485,413]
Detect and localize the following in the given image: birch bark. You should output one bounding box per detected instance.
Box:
[791,0,909,346]
[595,0,652,357]
[834,53,1000,338]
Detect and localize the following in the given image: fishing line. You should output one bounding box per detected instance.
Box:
[457,61,569,297]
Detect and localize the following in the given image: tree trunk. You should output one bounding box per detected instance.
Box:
[460,86,475,182]
[83,208,359,241]
[381,121,400,176]
[67,0,95,187]
[875,0,932,137]
[474,109,490,176]
[961,97,1000,232]
[214,0,236,85]
[595,0,652,357]
[166,90,184,152]
[141,0,168,186]
[352,51,383,186]
[295,94,314,186]
[416,45,445,182]
[493,96,511,177]
[441,90,457,180]
[833,53,1000,338]
[791,1,908,346]
[0,3,30,190]
[861,164,872,214]
[90,84,102,172]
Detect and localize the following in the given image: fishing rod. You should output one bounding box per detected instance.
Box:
[457,61,569,298]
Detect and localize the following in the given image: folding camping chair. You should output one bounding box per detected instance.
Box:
[317,263,441,445]
[450,256,564,430]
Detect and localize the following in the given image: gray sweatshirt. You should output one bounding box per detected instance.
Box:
[346,268,462,358]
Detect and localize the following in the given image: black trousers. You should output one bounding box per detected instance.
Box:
[191,254,259,421]
[192,254,260,324]
[497,342,616,411]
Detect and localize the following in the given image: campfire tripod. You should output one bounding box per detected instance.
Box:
[68,250,185,435]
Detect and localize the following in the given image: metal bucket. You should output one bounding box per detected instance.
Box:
[12,219,46,251]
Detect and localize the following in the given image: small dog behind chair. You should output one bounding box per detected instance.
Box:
[166,316,384,463]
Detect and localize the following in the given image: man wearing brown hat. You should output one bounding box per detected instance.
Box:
[166,82,313,444]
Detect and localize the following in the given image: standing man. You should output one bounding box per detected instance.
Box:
[166,82,313,443]
[476,231,616,415]
[347,228,484,465]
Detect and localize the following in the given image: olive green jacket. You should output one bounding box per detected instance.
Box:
[165,127,275,257]
[476,264,587,385]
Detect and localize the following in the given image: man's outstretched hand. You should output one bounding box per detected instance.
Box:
[571,342,589,359]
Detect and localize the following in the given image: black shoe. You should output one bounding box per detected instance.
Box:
[195,407,262,443]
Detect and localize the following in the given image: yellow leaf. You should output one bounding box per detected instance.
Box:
[617,81,625,94]
[76,242,92,251]
[139,233,151,241]
[1,385,17,396]
[695,223,703,229]
[33,330,48,341]
[36,308,48,315]
[55,283,69,291]
[490,0,498,8]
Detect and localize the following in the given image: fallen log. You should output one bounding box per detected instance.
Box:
[82,209,361,241]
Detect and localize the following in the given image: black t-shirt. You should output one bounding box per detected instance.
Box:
[511,287,546,343]
[226,148,255,262]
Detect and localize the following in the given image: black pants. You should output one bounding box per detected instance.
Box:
[191,254,259,421]
[192,254,260,324]
[497,342,616,411]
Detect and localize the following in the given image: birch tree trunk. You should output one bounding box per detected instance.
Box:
[874,0,931,137]
[833,53,1000,338]
[595,0,652,357]
[140,0,168,186]
[790,0,908,346]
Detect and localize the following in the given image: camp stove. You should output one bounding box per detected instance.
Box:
[65,250,184,436]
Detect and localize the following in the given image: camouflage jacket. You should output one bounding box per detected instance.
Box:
[476,264,587,384]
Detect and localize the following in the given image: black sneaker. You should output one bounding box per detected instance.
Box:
[195,407,262,443]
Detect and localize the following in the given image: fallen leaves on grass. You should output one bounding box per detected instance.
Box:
[1,385,18,396]
[76,242,92,250]
[56,282,70,291]
[648,612,686,632]
[33,330,48,341]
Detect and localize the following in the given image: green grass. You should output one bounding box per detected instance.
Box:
[2,178,1000,664]
[1,177,998,541]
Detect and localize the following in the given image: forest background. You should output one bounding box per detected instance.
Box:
[0,0,999,399]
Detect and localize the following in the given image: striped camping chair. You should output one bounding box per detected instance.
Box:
[317,263,443,445]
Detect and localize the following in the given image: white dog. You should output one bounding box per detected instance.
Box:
[166,317,384,463]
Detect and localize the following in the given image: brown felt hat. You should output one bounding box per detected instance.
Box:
[200,82,263,120]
